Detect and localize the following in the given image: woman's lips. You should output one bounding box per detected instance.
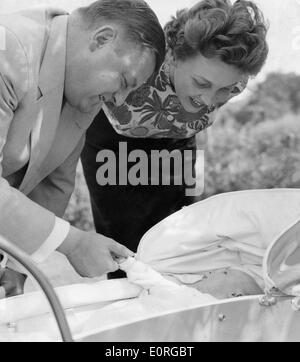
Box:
[189,96,207,110]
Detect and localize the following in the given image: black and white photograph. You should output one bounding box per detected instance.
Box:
[0,0,300,344]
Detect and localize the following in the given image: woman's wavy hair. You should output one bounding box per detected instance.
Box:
[164,0,269,75]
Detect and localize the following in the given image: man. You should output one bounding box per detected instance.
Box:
[0,0,165,295]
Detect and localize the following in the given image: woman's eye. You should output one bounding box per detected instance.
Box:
[193,79,210,89]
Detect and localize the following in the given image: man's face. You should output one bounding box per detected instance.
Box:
[65,26,156,113]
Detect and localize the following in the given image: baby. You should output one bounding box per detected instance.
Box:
[171,269,263,299]
[119,257,262,300]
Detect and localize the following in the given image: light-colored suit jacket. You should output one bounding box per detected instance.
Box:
[0,8,99,254]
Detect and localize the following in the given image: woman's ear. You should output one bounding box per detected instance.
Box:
[89,26,117,52]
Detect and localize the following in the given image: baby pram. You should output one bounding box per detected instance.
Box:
[0,189,300,342]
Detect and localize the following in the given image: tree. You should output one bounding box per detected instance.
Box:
[233,72,300,125]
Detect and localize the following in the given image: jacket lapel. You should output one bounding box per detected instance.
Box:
[19,14,68,194]
[20,12,101,195]
[34,102,100,186]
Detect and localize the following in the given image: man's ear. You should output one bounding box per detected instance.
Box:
[89,26,117,52]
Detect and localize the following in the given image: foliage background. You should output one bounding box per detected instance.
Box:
[64,72,300,231]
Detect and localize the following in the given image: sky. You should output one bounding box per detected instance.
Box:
[1,0,300,98]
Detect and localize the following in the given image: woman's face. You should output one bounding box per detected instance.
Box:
[172,52,244,113]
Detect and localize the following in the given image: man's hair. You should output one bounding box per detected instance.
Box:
[164,0,269,75]
[78,0,165,72]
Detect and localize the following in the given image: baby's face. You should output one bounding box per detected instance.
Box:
[168,269,263,299]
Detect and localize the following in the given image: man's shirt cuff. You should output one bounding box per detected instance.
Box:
[31,217,70,263]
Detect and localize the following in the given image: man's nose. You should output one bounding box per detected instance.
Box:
[114,91,131,107]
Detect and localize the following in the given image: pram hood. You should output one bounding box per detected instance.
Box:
[263,219,300,297]
[137,188,300,293]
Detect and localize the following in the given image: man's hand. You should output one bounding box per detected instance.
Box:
[0,267,27,299]
[57,227,133,278]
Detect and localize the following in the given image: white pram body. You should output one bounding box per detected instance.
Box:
[1,189,300,342]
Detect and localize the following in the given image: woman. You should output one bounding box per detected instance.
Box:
[81,0,269,282]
